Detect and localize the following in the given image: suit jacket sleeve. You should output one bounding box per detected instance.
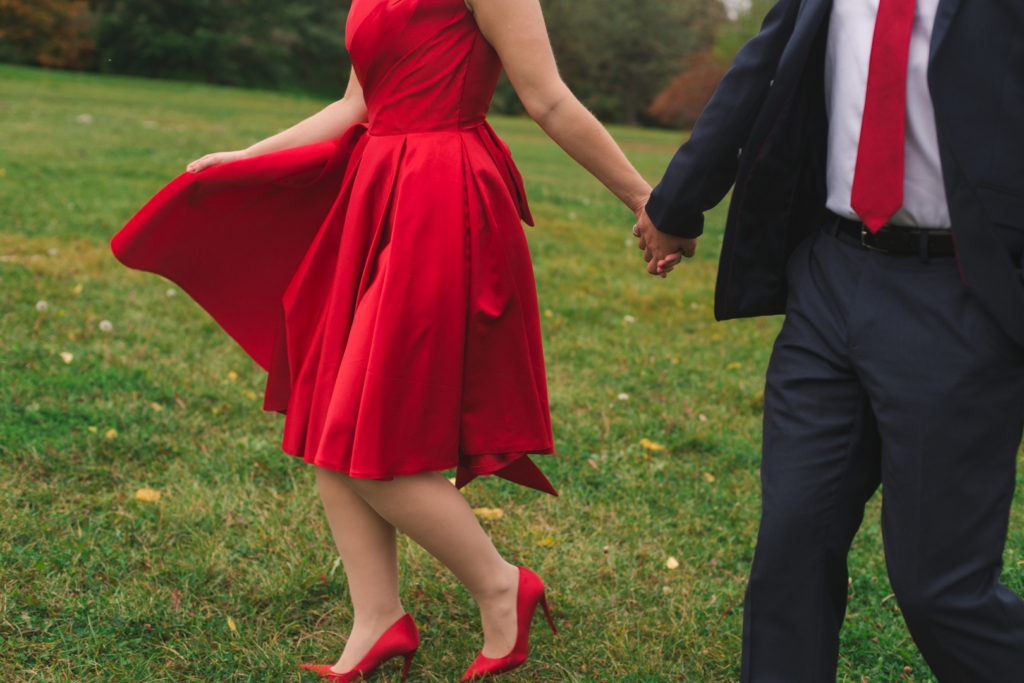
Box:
[646,0,803,238]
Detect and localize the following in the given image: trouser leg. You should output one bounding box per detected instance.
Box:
[849,240,1024,681]
[742,232,881,681]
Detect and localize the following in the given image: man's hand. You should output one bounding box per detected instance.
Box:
[633,207,697,277]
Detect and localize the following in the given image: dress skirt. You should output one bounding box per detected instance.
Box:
[112,122,556,494]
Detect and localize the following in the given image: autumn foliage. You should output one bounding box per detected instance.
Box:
[647,50,730,129]
[0,0,94,69]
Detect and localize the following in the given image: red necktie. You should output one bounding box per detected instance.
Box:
[850,0,917,233]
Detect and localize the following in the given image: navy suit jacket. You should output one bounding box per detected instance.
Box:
[647,0,1024,344]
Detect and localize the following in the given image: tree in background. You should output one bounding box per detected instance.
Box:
[0,0,94,69]
[646,0,773,128]
[712,0,773,63]
[540,0,724,125]
[647,50,729,129]
[0,0,749,126]
[89,0,351,96]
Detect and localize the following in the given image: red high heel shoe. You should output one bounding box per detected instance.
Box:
[301,613,419,682]
[461,567,557,680]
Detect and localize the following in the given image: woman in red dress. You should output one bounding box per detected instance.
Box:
[114,0,689,679]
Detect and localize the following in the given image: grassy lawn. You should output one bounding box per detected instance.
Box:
[1,63,1021,682]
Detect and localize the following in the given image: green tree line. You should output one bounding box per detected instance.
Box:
[0,0,754,125]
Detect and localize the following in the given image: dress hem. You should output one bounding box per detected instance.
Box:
[288,445,555,479]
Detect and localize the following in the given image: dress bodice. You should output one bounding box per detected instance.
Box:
[346,0,501,135]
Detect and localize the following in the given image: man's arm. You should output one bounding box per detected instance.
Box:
[646,0,803,239]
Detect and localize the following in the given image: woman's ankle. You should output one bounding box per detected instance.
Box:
[472,562,519,606]
[351,605,407,635]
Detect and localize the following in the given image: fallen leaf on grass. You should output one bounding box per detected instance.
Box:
[105,428,118,439]
[666,556,680,570]
[726,362,742,370]
[640,438,665,451]
[87,426,97,433]
[537,537,557,548]
[473,507,504,520]
[703,472,716,483]
[149,402,164,412]
[59,351,74,364]
[135,488,161,502]
[227,616,238,634]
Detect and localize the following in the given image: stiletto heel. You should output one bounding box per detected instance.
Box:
[461,567,555,680]
[539,593,557,635]
[401,651,415,680]
[302,613,419,682]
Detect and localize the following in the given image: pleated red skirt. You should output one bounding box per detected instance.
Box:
[112,122,556,494]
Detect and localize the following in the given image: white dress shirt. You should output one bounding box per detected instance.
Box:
[825,0,951,228]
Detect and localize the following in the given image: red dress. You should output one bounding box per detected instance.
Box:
[111,0,556,494]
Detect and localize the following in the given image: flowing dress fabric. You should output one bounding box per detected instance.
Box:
[112,0,556,494]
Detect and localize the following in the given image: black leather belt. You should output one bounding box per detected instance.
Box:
[831,213,955,257]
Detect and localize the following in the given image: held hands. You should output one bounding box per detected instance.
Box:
[633,206,697,278]
[186,149,249,174]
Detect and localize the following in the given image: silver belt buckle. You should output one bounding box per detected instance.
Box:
[860,225,888,253]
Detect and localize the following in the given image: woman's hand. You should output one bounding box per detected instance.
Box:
[633,206,696,278]
[182,68,367,175]
[186,149,249,174]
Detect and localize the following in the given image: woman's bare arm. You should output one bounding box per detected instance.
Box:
[187,68,368,173]
[469,0,693,274]
[468,0,652,216]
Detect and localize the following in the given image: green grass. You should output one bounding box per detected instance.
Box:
[1,63,1022,682]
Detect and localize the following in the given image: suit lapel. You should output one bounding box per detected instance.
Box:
[785,0,832,64]
[930,0,961,58]
[795,0,831,30]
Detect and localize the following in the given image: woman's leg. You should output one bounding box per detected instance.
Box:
[344,471,522,658]
[315,467,407,671]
